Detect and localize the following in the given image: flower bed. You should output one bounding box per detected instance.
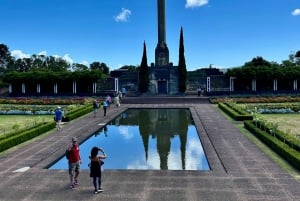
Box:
[210,96,300,104]
[0,97,87,105]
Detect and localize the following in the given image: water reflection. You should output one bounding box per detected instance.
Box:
[49,108,210,170]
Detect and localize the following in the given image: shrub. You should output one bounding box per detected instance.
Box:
[244,120,300,171]
[218,103,253,121]
[0,122,56,153]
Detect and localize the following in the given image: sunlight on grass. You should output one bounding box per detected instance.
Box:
[259,114,300,136]
[0,115,54,135]
[215,105,300,180]
[237,124,300,181]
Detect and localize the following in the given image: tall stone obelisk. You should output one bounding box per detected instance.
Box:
[155,0,169,66]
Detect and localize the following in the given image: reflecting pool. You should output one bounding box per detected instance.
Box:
[49,108,210,170]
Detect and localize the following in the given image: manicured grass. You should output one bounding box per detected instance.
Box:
[237,124,300,180]
[259,113,300,137]
[0,115,54,135]
[215,105,300,180]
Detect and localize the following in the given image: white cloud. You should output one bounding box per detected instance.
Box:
[114,8,131,22]
[62,54,73,64]
[10,50,73,64]
[52,54,73,64]
[292,8,300,16]
[185,0,208,8]
[38,51,47,56]
[118,126,134,140]
[11,50,30,59]
[80,60,89,66]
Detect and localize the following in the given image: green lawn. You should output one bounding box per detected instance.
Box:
[259,113,300,137]
[0,115,54,135]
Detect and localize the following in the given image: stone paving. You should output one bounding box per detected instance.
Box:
[0,96,299,201]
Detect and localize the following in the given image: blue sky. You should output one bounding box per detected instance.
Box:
[1,0,300,71]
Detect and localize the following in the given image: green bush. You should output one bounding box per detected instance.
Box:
[0,104,93,153]
[244,120,300,171]
[63,105,93,121]
[218,103,253,121]
[0,122,56,153]
[253,120,300,152]
[0,122,46,141]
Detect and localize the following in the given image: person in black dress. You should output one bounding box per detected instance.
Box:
[89,146,107,194]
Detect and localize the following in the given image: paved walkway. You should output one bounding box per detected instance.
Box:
[0,97,299,201]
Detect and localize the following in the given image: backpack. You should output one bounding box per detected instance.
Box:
[66,149,71,159]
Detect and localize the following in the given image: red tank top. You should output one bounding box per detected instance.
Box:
[69,144,80,163]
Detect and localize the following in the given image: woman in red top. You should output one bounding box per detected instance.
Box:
[67,137,81,189]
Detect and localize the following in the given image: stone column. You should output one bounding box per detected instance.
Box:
[157,0,166,45]
[73,81,77,94]
[37,83,41,94]
[115,78,119,93]
[293,80,297,91]
[273,79,277,91]
[155,0,169,66]
[252,79,256,91]
[230,77,235,92]
[206,77,211,92]
[9,83,12,93]
[22,83,25,94]
[54,83,58,94]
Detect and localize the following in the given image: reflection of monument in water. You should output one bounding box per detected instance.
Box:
[148,0,179,94]
[146,109,188,170]
[118,109,189,170]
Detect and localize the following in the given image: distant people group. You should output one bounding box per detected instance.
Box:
[92,91,125,117]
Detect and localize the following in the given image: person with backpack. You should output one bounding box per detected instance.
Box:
[66,137,82,189]
[89,146,107,194]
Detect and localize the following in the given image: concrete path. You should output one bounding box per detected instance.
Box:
[0,97,299,201]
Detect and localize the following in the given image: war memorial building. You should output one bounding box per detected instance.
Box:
[148,0,179,95]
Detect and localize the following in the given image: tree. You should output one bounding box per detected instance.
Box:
[178,27,187,93]
[72,63,89,71]
[244,56,271,67]
[295,50,300,65]
[138,41,149,93]
[90,62,109,75]
[119,65,138,72]
[0,44,12,73]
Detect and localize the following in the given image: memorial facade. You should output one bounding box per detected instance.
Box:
[148,0,178,95]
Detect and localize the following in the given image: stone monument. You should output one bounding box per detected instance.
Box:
[148,0,178,95]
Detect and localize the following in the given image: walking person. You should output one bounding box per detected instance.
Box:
[197,86,201,96]
[54,106,63,130]
[103,100,108,116]
[105,94,111,107]
[67,137,82,189]
[89,147,107,194]
[121,87,126,98]
[114,94,120,107]
[93,99,98,117]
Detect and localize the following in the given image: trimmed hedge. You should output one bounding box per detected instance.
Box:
[250,120,300,152]
[218,103,253,121]
[244,120,300,171]
[0,121,56,153]
[0,104,94,153]
[63,105,93,121]
[0,122,46,141]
